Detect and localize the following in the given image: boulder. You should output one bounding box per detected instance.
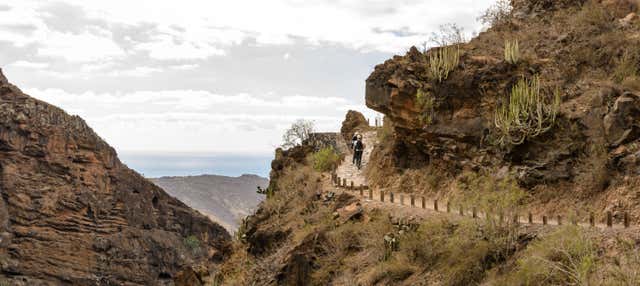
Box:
[340,110,370,142]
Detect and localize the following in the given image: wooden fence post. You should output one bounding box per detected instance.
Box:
[410,196,415,207]
[380,191,385,202]
[543,216,548,225]
[446,202,451,213]
[607,211,613,228]
[528,212,533,224]
[434,200,439,211]
[513,214,519,225]
[342,178,347,188]
[369,189,373,200]
[400,195,404,206]
[557,215,562,226]
[624,212,630,228]
[359,188,363,197]
[350,181,354,190]
[390,193,394,203]
[459,205,464,216]
[421,197,426,209]
[589,213,595,227]
[472,207,477,218]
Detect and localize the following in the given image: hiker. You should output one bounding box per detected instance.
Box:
[353,135,365,169]
[351,132,359,163]
[351,132,359,150]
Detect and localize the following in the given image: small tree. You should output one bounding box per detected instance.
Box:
[478,0,512,27]
[282,119,315,148]
[430,23,466,47]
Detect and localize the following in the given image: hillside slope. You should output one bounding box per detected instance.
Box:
[151,174,268,232]
[0,69,230,286]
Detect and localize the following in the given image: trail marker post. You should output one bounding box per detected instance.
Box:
[434,200,439,211]
[472,207,477,219]
[557,215,562,226]
[390,193,394,203]
[543,216,548,225]
[410,196,415,207]
[528,212,533,224]
[421,197,426,209]
[380,191,385,202]
[607,211,613,228]
[624,212,630,228]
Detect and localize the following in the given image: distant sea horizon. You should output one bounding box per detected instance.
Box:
[118,151,273,179]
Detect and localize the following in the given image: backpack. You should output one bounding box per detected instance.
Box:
[355,141,364,151]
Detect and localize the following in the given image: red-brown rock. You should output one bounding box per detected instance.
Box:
[0,68,231,285]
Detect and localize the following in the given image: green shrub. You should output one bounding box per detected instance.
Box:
[506,226,596,286]
[428,45,460,82]
[184,235,201,252]
[504,39,520,64]
[312,147,340,172]
[494,75,561,146]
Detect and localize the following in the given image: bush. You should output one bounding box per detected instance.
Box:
[607,239,640,285]
[312,147,340,172]
[505,226,597,286]
[184,235,201,252]
[430,23,466,47]
[613,49,640,84]
[504,39,520,64]
[494,75,561,146]
[428,45,460,82]
[479,0,512,27]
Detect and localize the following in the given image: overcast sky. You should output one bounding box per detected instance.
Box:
[0,0,496,155]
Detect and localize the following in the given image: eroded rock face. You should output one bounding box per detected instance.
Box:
[340,110,370,142]
[0,69,231,285]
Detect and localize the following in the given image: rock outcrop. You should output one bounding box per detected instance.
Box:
[0,69,231,285]
[340,110,370,142]
[365,0,640,197]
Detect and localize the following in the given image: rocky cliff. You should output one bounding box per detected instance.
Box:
[0,69,231,286]
[365,0,640,216]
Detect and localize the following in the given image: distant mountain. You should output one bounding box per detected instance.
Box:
[151,174,268,232]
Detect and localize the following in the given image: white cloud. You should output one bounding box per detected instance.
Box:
[23,87,355,153]
[170,64,200,70]
[283,53,291,60]
[9,60,49,69]
[107,66,162,77]
[136,34,225,60]
[38,31,125,62]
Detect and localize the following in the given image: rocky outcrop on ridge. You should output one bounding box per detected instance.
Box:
[0,69,231,286]
[365,0,640,214]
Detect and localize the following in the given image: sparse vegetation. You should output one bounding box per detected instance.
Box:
[184,235,201,253]
[428,45,460,82]
[312,146,340,172]
[282,119,315,149]
[429,23,466,47]
[613,48,640,84]
[416,89,436,124]
[494,75,561,146]
[502,226,597,286]
[504,39,520,64]
[607,239,640,285]
[478,0,512,27]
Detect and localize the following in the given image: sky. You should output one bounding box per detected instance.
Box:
[0,0,497,157]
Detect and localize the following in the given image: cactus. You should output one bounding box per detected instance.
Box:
[428,45,460,82]
[416,89,435,125]
[504,39,520,64]
[494,75,561,146]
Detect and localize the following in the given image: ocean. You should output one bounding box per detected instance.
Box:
[118,151,273,178]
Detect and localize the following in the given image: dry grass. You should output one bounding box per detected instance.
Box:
[497,226,597,286]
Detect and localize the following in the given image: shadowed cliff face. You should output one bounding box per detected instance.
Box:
[0,69,231,285]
